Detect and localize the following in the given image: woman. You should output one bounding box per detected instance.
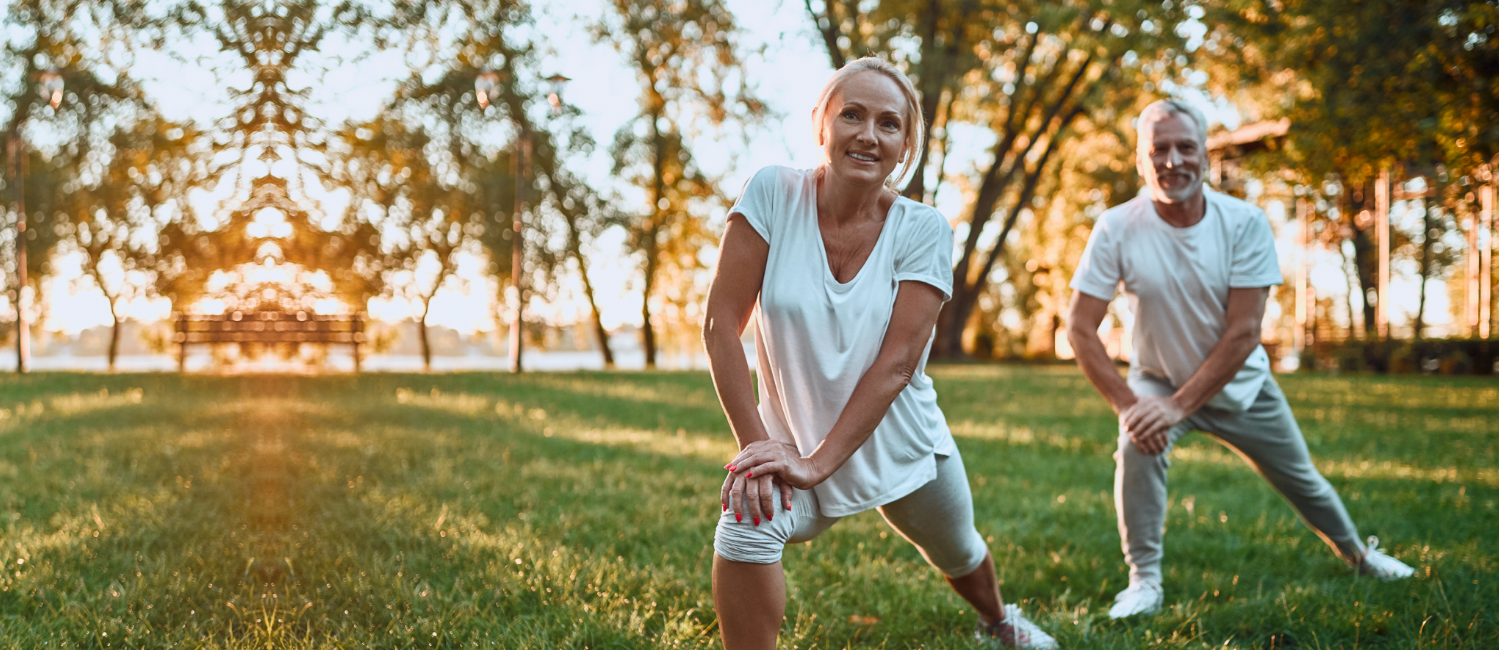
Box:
[702,57,1058,650]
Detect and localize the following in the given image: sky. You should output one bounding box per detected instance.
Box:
[16,0,1461,341]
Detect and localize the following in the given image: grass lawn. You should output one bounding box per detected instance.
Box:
[0,366,1494,649]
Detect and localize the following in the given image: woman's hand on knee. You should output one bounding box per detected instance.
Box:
[720,471,790,526]
[727,439,824,491]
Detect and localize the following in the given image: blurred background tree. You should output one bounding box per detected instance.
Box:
[2,0,188,365]
[597,0,765,368]
[335,0,625,369]
[1204,0,1499,341]
[68,117,214,369]
[153,0,380,313]
[3,0,1494,371]
[803,0,1188,358]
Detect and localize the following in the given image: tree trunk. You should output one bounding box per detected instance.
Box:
[574,247,615,368]
[1346,181,1379,338]
[640,231,659,369]
[1414,197,1436,341]
[803,0,847,69]
[900,0,948,201]
[936,107,1078,358]
[107,303,121,372]
[926,104,953,204]
[935,49,1095,358]
[418,313,432,371]
[638,105,669,370]
[1351,231,1378,338]
[1339,240,1361,339]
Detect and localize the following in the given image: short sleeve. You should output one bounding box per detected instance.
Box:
[893,204,955,301]
[1069,215,1122,300]
[1229,209,1284,288]
[728,166,783,243]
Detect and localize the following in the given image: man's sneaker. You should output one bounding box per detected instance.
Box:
[1358,536,1415,581]
[1108,581,1163,619]
[975,603,1059,649]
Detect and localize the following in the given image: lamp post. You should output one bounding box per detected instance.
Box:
[476,69,567,373]
[8,69,62,374]
[545,74,571,115]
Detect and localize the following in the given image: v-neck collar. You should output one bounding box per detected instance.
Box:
[810,177,901,288]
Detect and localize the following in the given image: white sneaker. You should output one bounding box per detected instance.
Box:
[975,603,1059,649]
[1108,581,1163,619]
[1358,536,1415,581]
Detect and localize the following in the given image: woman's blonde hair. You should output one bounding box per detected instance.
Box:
[810,56,925,189]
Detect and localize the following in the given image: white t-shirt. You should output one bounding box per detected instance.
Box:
[730,165,959,518]
[1069,189,1284,412]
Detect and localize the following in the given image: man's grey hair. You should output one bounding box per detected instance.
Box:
[1136,99,1209,152]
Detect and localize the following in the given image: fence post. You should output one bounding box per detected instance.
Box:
[1375,167,1391,340]
[1482,180,1493,339]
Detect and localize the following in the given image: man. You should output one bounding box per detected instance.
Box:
[1065,99,1415,620]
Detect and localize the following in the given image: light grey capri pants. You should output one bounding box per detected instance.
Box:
[714,452,989,577]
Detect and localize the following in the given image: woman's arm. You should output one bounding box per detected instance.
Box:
[703,214,792,525]
[703,214,772,448]
[726,279,945,488]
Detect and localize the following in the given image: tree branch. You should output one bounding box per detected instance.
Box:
[803,0,846,69]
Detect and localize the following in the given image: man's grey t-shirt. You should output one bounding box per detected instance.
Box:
[1069,189,1283,412]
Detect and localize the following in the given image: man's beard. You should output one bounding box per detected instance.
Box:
[1153,171,1200,202]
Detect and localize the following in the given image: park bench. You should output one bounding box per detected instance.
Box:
[173,310,365,372]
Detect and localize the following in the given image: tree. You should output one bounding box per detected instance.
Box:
[803,0,1190,357]
[68,117,212,369]
[153,0,381,318]
[2,0,171,363]
[1404,172,1462,340]
[597,0,764,368]
[974,114,1140,359]
[331,115,502,370]
[352,0,622,368]
[1204,0,1499,339]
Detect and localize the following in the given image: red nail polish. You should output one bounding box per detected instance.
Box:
[722,503,727,511]
[729,465,736,472]
[747,472,753,478]
[767,512,773,521]
[753,517,760,526]
[735,513,742,522]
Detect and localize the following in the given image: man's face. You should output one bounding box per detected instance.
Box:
[1137,112,1206,204]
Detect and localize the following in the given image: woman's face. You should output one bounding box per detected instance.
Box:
[819,71,909,186]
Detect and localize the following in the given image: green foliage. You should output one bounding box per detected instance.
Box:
[1201,1,1499,340]
[65,115,215,366]
[330,115,501,314]
[327,0,625,366]
[804,0,1192,357]
[597,0,765,367]
[0,368,1493,648]
[1205,0,1498,182]
[2,0,169,311]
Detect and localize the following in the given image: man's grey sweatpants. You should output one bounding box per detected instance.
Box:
[1116,376,1365,585]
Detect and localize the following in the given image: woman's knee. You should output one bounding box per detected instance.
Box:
[713,493,799,565]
